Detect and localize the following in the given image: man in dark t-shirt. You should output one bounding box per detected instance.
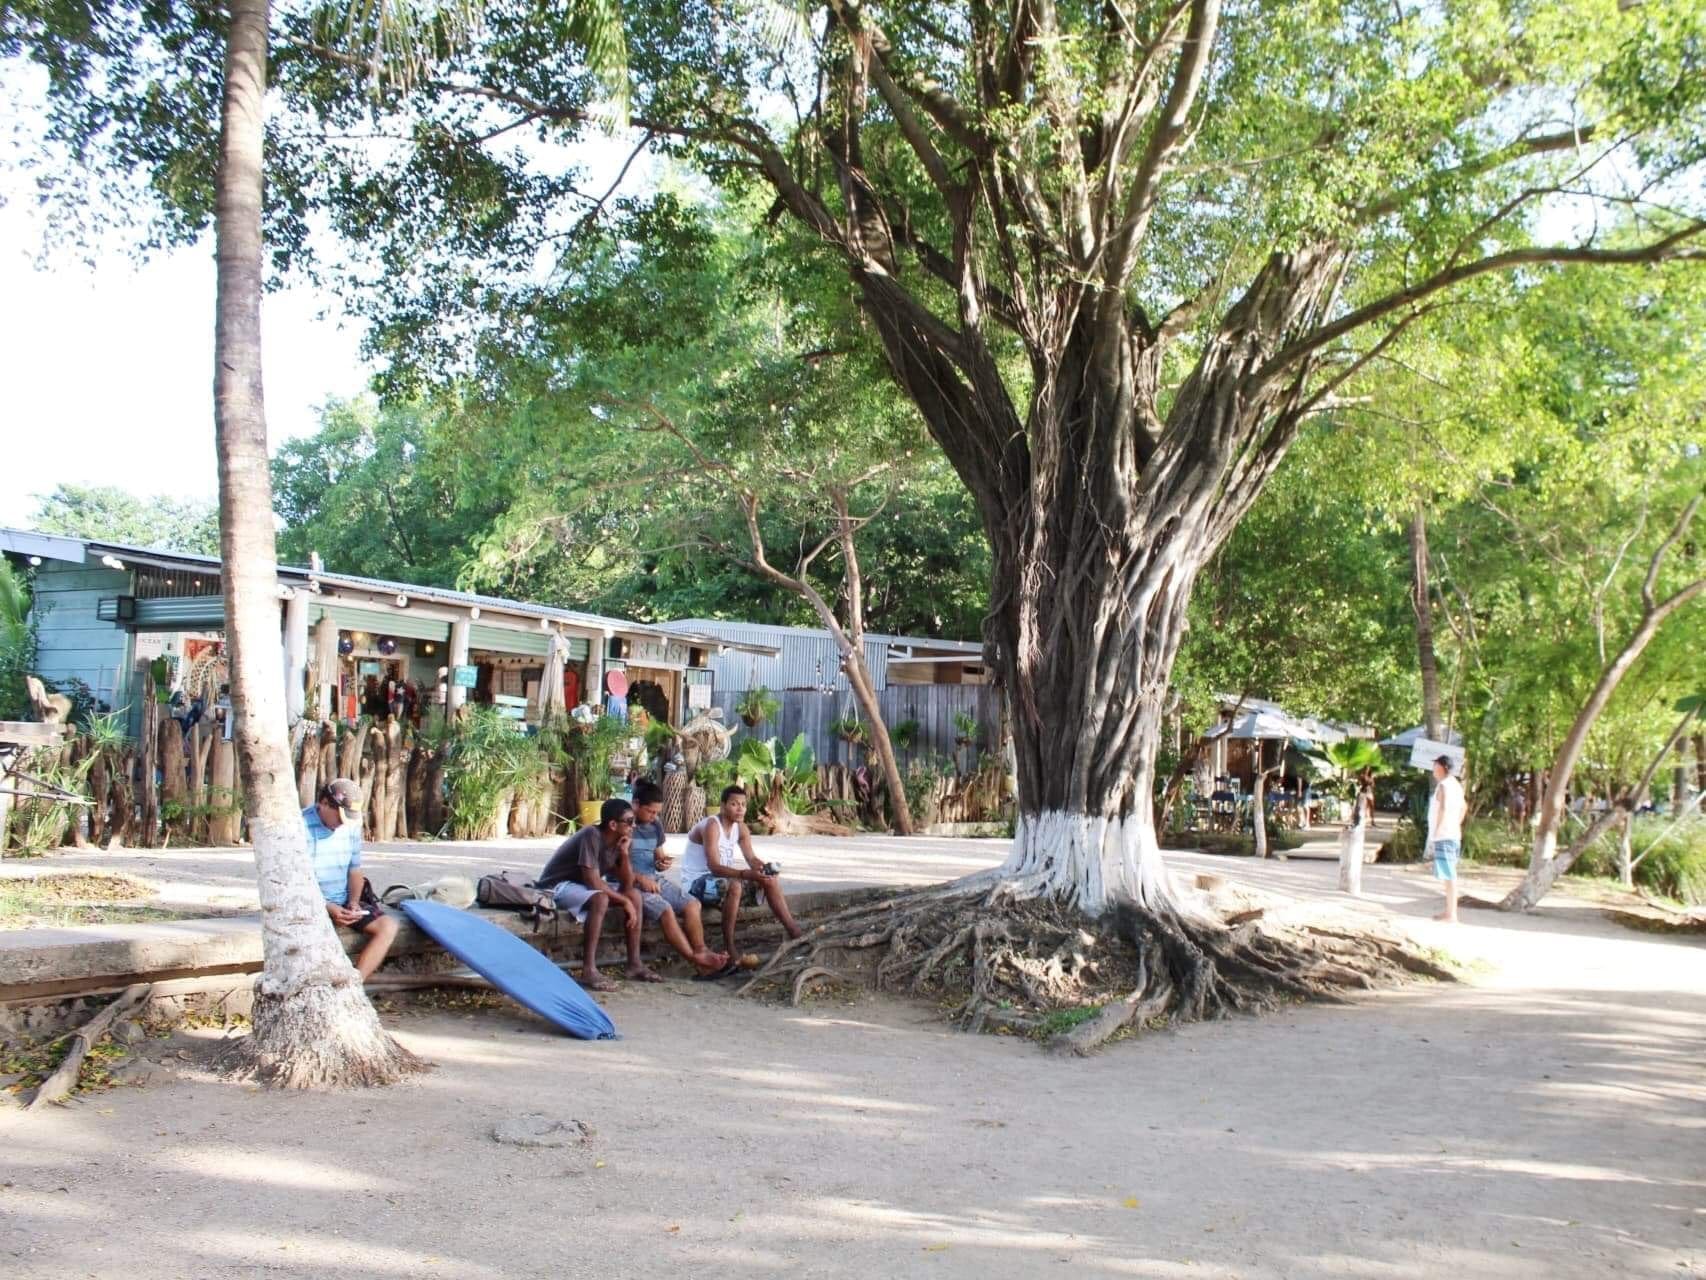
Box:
[538,797,727,988]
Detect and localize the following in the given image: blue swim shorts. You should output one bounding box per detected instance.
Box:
[1432,838,1461,881]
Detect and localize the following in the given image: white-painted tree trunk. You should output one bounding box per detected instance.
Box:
[1337,823,1365,895]
[213,0,417,1086]
[999,809,1180,915]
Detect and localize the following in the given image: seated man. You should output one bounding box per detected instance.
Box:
[537,798,726,990]
[677,785,805,960]
[626,780,720,962]
[305,778,399,979]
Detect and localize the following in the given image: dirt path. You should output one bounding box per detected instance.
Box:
[3,840,1703,1278]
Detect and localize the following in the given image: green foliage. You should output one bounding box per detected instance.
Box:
[0,560,39,721]
[901,754,955,828]
[30,485,219,555]
[830,715,867,745]
[734,732,816,813]
[1324,738,1384,775]
[273,397,501,583]
[952,712,980,742]
[891,719,920,751]
[5,746,98,855]
[735,686,781,728]
[442,706,544,838]
[693,756,737,797]
[1572,816,1706,905]
[561,713,629,801]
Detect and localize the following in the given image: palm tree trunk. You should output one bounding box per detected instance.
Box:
[211,0,420,1087]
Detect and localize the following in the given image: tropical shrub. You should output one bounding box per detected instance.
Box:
[735,733,816,813]
[0,560,38,721]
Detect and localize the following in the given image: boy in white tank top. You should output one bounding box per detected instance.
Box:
[681,785,804,959]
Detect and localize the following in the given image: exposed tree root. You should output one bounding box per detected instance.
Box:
[739,881,1456,1053]
[26,983,153,1110]
[218,981,429,1089]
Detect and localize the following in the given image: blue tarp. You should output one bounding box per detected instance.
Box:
[398,899,618,1040]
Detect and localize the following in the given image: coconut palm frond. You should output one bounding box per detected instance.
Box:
[326,0,629,119]
[1324,738,1384,774]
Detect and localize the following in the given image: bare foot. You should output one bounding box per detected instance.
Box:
[1432,911,1458,923]
[580,968,618,992]
[691,950,729,974]
[626,965,665,983]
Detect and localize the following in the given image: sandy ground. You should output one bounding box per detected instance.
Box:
[0,832,1009,913]
[2,829,1704,1278]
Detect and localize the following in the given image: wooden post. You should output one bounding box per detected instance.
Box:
[447,619,471,715]
[159,718,188,844]
[283,588,310,723]
[207,732,239,845]
[139,670,159,848]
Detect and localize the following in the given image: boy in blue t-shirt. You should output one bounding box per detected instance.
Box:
[303,778,398,978]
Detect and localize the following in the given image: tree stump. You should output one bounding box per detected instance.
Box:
[207,734,240,845]
[159,719,188,844]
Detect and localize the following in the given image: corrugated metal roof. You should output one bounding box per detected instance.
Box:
[2,527,775,654]
[656,619,984,691]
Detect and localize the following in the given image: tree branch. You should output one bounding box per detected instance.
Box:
[1264,224,1706,377]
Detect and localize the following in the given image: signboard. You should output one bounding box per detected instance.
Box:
[452,664,479,689]
[133,633,167,663]
[626,637,692,667]
[686,681,712,710]
[1408,737,1465,775]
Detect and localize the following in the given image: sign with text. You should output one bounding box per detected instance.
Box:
[1408,737,1465,775]
[452,664,479,689]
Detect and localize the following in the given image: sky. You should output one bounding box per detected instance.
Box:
[0,66,654,534]
[0,193,374,529]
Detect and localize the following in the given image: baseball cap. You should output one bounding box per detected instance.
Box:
[321,778,364,820]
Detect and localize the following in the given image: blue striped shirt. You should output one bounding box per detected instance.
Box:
[303,804,362,906]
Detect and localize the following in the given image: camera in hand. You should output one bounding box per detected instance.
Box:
[761,861,780,877]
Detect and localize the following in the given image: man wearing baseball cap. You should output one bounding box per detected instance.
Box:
[305,778,399,977]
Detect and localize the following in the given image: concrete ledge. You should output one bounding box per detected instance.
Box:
[0,884,895,1003]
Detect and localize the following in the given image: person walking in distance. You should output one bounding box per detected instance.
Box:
[1338,771,1375,896]
[1428,755,1467,923]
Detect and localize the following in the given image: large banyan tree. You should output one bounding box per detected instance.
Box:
[11,0,1702,1031]
[609,0,1704,913]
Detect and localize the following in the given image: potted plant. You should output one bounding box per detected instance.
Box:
[892,719,920,751]
[953,711,980,747]
[830,715,868,747]
[564,712,628,825]
[737,686,781,729]
[695,757,737,813]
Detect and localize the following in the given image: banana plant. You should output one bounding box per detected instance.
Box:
[735,732,817,813]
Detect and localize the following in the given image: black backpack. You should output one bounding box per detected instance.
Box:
[475,871,558,932]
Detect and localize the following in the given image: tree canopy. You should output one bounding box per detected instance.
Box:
[28,484,221,555]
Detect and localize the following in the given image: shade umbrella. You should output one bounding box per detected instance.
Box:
[311,615,339,717]
[1379,725,1463,748]
[1204,708,1321,742]
[538,630,566,721]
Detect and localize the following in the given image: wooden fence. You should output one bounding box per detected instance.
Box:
[709,683,1005,770]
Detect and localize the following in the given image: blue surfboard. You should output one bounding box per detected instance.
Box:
[398,899,618,1040]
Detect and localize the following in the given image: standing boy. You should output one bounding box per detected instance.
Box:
[1427,755,1467,923]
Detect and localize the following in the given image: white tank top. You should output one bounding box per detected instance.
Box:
[679,816,742,883]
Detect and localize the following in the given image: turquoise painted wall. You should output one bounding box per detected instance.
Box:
[29,559,133,713]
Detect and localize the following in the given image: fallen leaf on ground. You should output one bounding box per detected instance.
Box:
[1122,1196,1140,1209]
